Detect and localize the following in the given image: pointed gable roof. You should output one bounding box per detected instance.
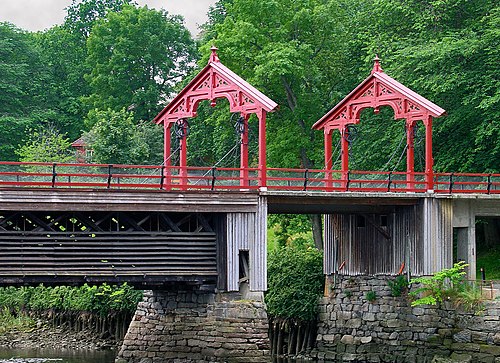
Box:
[154,47,278,125]
[313,57,446,131]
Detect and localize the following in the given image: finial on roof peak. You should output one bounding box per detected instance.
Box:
[372,54,383,74]
[209,45,220,63]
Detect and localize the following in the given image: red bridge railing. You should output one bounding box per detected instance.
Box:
[0,161,498,194]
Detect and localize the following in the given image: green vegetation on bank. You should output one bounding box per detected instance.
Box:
[0,308,35,334]
[410,262,484,313]
[0,283,143,316]
[476,247,500,280]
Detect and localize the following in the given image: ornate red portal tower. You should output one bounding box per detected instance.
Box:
[313,57,446,190]
[153,47,278,188]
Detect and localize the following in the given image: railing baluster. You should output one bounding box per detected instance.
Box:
[160,165,165,190]
[449,173,454,194]
[211,167,217,191]
[346,171,350,191]
[487,173,492,194]
[303,169,309,191]
[51,163,57,188]
[387,172,392,192]
[107,165,112,189]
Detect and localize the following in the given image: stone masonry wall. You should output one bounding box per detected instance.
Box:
[116,288,269,363]
[311,275,500,363]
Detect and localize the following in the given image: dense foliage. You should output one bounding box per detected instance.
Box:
[266,243,324,320]
[1,0,498,172]
[409,261,484,312]
[0,0,194,164]
[0,283,143,316]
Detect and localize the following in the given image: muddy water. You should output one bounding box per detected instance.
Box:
[0,349,335,363]
[0,348,115,363]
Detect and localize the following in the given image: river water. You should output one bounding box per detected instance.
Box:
[0,349,330,363]
[0,348,115,363]
[0,350,327,363]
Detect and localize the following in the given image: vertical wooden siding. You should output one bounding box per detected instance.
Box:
[421,198,453,275]
[324,199,453,276]
[251,197,267,291]
[325,206,420,275]
[226,198,267,292]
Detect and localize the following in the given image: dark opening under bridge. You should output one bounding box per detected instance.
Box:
[0,49,498,291]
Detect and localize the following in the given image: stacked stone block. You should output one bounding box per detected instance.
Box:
[116,289,269,363]
[312,275,500,363]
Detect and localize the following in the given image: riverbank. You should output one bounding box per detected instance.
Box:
[0,323,117,352]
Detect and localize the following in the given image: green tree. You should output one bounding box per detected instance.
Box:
[34,26,88,140]
[0,23,53,160]
[84,5,196,122]
[356,0,499,173]
[84,108,162,165]
[199,0,361,248]
[16,124,74,163]
[64,0,135,38]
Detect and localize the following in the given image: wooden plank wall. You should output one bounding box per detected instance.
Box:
[0,211,220,286]
[251,197,267,291]
[226,212,255,291]
[0,231,217,281]
[421,198,453,275]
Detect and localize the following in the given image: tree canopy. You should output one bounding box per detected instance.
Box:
[0,0,497,174]
[84,4,196,122]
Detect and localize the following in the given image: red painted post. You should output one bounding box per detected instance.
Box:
[240,114,249,187]
[425,115,434,191]
[406,120,415,190]
[341,125,349,190]
[179,123,188,190]
[324,130,333,190]
[258,110,267,188]
[163,123,172,189]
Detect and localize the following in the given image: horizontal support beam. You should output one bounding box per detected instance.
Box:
[0,190,259,213]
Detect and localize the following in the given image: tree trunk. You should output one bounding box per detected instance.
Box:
[287,319,297,356]
[311,214,323,250]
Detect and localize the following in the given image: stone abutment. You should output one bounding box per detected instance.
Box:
[312,275,500,363]
[116,287,269,363]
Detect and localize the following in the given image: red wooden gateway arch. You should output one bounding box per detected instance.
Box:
[153,47,278,188]
[313,57,446,190]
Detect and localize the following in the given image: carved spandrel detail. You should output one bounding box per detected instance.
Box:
[172,99,186,114]
[361,84,375,98]
[407,101,421,112]
[196,75,211,91]
[215,75,229,88]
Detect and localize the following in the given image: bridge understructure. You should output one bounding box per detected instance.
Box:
[0,188,498,287]
[0,188,499,362]
[267,191,500,281]
[0,189,267,293]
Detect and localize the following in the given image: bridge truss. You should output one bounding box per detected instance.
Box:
[0,210,219,287]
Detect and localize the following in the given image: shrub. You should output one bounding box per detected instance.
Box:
[388,275,409,297]
[0,283,143,316]
[409,261,469,307]
[265,243,323,321]
[366,290,377,302]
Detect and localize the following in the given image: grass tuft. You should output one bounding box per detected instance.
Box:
[0,307,36,334]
